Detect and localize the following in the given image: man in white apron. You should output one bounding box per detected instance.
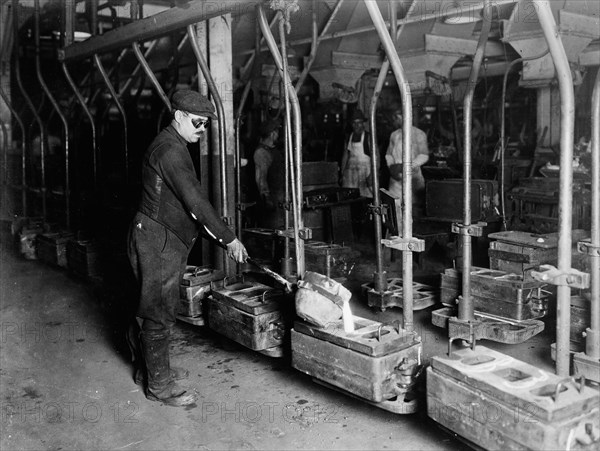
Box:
[341,109,374,198]
[385,109,430,217]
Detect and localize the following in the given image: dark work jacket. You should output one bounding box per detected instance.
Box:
[137,124,236,248]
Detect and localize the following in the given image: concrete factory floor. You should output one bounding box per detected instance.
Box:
[0,222,557,451]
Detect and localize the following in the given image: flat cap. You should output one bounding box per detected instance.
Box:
[171,89,217,119]
[350,109,366,122]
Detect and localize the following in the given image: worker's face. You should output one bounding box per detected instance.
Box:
[392,112,403,129]
[180,111,209,143]
[352,119,364,135]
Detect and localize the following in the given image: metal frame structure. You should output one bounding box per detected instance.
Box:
[257,4,305,279]
[34,0,71,228]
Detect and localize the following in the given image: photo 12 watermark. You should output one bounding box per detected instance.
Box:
[200,401,341,425]
[1,401,139,424]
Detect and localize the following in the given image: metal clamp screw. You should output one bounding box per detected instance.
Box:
[381,236,425,252]
[367,203,388,218]
[531,264,590,289]
[451,222,487,237]
[577,240,600,257]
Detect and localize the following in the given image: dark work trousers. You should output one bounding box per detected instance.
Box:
[126,211,189,373]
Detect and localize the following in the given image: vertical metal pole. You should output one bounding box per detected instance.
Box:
[16,0,47,221]
[35,0,71,228]
[93,53,129,185]
[499,48,549,231]
[61,62,97,191]
[534,0,575,376]
[368,0,401,294]
[279,16,293,278]
[1,120,7,186]
[0,85,27,215]
[88,0,98,36]
[187,24,230,275]
[257,5,305,278]
[459,0,492,322]
[585,69,600,359]
[62,0,75,47]
[234,19,260,274]
[364,0,414,331]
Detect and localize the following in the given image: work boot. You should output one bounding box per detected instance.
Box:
[140,330,197,407]
[134,366,189,386]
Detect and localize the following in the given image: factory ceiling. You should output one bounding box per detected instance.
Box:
[4,0,599,96]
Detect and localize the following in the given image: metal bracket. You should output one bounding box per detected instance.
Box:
[577,239,600,257]
[451,222,487,237]
[448,317,486,356]
[531,264,590,289]
[381,236,425,252]
[278,201,292,211]
[236,201,256,212]
[221,216,233,226]
[367,203,388,218]
[275,227,312,240]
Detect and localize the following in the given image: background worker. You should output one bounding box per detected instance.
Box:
[340,109,375,198]
[253,119,285,229]
[386,108,430,218]
[127,90,248,407]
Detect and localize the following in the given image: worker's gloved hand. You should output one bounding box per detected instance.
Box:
[226,238,248,263]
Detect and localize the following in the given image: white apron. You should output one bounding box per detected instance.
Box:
[342,133,372,198]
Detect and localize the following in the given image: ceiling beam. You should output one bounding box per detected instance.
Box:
[59,1,258,61]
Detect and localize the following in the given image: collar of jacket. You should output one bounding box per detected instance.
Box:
[165,123,191,148]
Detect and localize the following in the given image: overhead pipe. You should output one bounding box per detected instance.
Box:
[458,0,492,323]
[585,68,600,360]
[131,41,171,110]
[156,35,189,133]
[240,13,278,81]
[0,85,27,216]
[257,4,305,278]
[294,0,344,93]
[93,53,129,184]
[240,0,519,57]
[187,24,230,275]
[533,0,575,377]
[61,62,98,190]
[35,0,71,228]
[293,0,318,93]
[499,47,549,230]
[88,48,129,105]
[365,0,415,331]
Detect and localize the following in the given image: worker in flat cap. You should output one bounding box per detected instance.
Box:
[253,118,285,228]
[340,109,376,198]
[127,89,248,407]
